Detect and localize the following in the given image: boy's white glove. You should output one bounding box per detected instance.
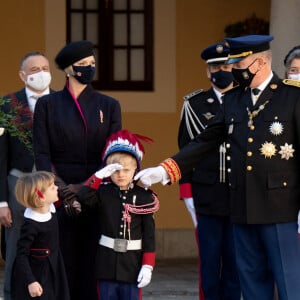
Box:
[134,166,169,188]
[137,265,153,288]
[95,163,123,179]
[183,197,197,227]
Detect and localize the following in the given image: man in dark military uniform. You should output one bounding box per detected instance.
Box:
[136,35,300,300]
[178,42,240,300]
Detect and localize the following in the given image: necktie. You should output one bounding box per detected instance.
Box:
[252,88,260,96]
[30,95,40,100]
[29,95,41,112]
[251,88,260,105]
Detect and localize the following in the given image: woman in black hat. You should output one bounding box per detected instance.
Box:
[33,40,122,300]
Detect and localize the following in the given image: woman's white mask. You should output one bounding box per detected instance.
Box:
[288,73,300,81]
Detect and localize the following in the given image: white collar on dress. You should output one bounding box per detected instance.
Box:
[24,203,56,222]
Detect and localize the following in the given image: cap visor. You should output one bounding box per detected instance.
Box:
[225,57,245,64]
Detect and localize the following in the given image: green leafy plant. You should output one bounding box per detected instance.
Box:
[0,95,33,152]
[224,14,269,37]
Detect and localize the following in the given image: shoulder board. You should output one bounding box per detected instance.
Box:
[282,79,300,88]
[183,89,203,101]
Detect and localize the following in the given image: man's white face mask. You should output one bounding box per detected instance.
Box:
[23,71,51,91]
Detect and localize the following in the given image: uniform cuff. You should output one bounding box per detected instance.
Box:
[84,174,103,190]
[160,158,181,184]
[179,183,192,199]
[142,252,156,267]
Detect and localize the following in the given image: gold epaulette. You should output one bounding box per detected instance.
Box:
[183,89,203,101]
[282,79,300,88]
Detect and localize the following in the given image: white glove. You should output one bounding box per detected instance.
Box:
[137,265,153,288]
[183,197,197,227]
[298,210,300,234]
[134,166,169,188]
[95,163,123,179]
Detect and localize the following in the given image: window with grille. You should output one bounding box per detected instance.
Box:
[66,0,154,91]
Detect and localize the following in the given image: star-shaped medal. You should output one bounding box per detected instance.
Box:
[269,122,283,136]
[260,141,277,158]
[279,143,294,160]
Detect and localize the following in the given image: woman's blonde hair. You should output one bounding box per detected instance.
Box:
[15,171,55,208]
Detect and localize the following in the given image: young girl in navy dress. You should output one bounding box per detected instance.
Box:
[11,171,70,300]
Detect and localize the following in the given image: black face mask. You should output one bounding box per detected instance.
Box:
[210,70,234,89]
[232,59,258,88]
[72,65,96,84]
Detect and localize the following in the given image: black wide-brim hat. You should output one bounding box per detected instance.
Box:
[55,40,95,70]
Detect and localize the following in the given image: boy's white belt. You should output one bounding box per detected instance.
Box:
[99,235,142,252]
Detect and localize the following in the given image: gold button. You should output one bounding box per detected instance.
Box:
[274,116,278,120]
[247,165,252,171]
[283,182,287,187]
[227,168,231,173]
[250,125,255,130]
[226,143,230,148]
[248,137,253,143]
[247,151,252,157]
[226,156,231,161]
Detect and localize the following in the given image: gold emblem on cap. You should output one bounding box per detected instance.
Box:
[260,141,276,158]
[270,84,277,90]
[279,143,294,160]
[216,44,224,53]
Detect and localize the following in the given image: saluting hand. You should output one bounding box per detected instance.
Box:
[95,163,123,179]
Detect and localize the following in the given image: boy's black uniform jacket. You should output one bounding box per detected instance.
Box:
[78,183,156,283]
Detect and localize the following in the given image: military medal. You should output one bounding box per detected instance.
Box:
[247,101,269,127]
[279,143,294,160]
[246,100,269,128]
[269,121,283,136]
[260,141,277,158]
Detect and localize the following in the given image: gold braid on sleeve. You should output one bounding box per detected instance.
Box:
[159,158,181,184]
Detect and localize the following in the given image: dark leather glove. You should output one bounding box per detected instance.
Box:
[55,177,80,218]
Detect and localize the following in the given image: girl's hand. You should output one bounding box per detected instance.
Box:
[28,281,43,297]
